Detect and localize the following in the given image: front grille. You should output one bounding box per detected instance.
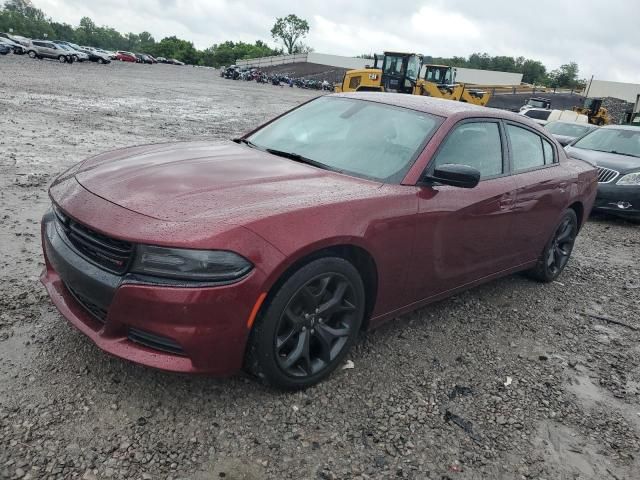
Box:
[597,166,619,184]
[65,283,107,323]
[54,206,134,274]
[128,328,186,356]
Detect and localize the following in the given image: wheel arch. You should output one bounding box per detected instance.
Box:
[568,201,584,230]
[258,243,379,332]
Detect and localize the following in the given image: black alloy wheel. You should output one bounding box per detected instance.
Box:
[529,209,578,282]
[246,257,365,390]
[275,273,357,377]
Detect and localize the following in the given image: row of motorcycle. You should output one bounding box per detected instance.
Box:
[220,65,334,91]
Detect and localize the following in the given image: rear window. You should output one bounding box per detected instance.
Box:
[545,122,591,137]
[525,110,551,121]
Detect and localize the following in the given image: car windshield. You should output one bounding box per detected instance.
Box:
[247,97,441,183]
[545,122,591,137]
[573,128,640,158]
[527,100,547,108]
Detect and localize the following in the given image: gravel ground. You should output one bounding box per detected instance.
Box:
[1,55,639,480]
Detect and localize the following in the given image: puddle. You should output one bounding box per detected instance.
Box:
[534,422,613,479]
[568,371,640,431]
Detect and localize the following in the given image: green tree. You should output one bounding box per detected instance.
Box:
[270,14,309,55]
[549,62,580,88]
[520,59,547,85]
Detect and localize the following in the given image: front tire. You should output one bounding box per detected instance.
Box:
[28,50,37,59]
[246,257,365,390]
[528,209,578,282]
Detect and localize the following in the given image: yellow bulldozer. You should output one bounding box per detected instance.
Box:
[334,52,491,107]
[573,98,611,126]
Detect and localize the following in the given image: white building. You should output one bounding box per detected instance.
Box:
[584,79,640,103]
[236,53,523,86]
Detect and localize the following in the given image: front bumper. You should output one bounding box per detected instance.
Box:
[593,183,640,219]
[40,210,265,375]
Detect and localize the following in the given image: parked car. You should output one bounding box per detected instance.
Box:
[53,42,88,62]
[41,94,597,389]
[1,33,30,46]
[0,36,26,54]
[519,97,552,113]
[116,51,137,62]
[156,56,167,63]
[144,54,157,63]
[96,49,117,60]
[27,40,73,63]
[565,125,640,220]
[544,121,598,146]
[168,58,185,66]
[520,108,588,126]
[78,46,111,64]
[0,42,10,55]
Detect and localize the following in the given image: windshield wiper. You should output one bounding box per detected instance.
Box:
[265,148,329,170]
[233,138,259,149]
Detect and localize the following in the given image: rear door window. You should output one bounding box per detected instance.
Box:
[507,124,546,171]
[542,139,555,164]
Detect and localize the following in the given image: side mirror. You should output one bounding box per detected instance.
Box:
[425,164,481,189]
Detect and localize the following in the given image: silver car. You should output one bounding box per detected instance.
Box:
[27,40,72,63]
[54,42,89,62]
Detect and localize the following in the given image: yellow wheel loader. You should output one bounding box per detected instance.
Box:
[574,98,611,126]
[334,52,491,107]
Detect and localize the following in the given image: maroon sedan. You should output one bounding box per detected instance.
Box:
[115,51,136,62]
[41,94,597,389]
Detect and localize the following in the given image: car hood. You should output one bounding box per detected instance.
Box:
[72,141,382,223]
[565,146,640,172]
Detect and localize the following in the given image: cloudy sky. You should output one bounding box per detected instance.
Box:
[34,0,640,82]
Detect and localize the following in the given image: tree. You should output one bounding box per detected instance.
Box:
[549,62,580,89]
[270,14,309,55]
[520,59,547,85]
[293,42,313,54]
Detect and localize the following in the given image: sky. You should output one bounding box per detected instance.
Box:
[32,0,640,83]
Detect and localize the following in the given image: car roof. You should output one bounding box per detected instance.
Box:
[335,92,526,122]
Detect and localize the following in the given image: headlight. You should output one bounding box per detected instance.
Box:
[131,245,252,282]
[617,172,640,185]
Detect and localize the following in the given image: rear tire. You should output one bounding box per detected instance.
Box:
[528,209,578,282]
[58,55,67,63]
[246,257,365,390]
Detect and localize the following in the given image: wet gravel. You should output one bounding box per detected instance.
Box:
[1,55,639,480]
